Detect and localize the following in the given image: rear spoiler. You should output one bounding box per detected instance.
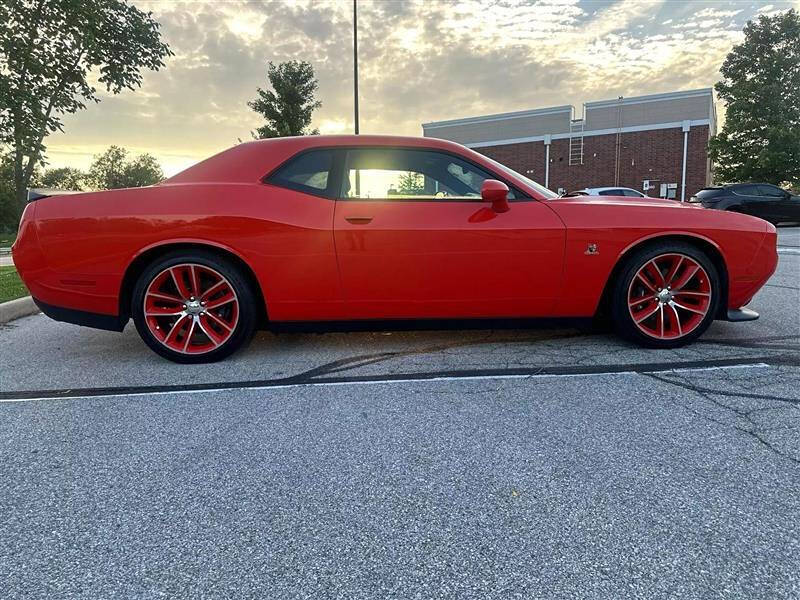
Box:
[27,188,84,202]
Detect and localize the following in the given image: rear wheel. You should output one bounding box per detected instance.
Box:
[611,242,720,348]
[132,250,257,363]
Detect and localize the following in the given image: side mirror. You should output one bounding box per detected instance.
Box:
[481,179,510,213]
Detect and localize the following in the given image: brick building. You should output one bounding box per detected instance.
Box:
[422,88,717,200]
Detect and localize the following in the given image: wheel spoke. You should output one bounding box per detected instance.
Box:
[204,310,233,332]
[147,291,183,304]
[189,265,200,298]
[671,265,700,292]
[636,272,657,292]
[200,280,226,301]
[170,267,193,299]
[672,300,707,315]
[659,304,665,338]
[205,293,235,310]
[182,317,197,352]
[629,295,653,308]
[673,291,710,298]
[197,314,224,347]
[145,306,184,316]
[664,256,684,287]
[633,303,660,323]
[164,314,190,346]
[644,260,666,288]
[668,303,683,336]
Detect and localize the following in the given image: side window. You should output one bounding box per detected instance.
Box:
[341,148,516,200]
[267,150,333,196]
[758,185,785,197]
[598,189,621,196]
[733,185,759,196]
[623,189,643,197]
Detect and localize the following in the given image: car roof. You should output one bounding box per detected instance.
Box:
[723,182,778,188]
[165,135,490,186]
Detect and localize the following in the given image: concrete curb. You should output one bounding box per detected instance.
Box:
[0,296,39,324]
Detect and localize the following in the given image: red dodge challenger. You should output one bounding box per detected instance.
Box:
[13,135,777,363]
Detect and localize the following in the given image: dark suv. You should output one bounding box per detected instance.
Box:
[689,183,799,225]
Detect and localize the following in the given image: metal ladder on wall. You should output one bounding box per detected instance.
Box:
[569,119,584,166]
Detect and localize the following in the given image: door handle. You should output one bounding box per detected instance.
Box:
[345,216,373,225]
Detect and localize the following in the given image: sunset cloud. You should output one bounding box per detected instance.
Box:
[42,0,793,175]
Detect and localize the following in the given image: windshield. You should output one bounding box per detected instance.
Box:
[481,155,559,199]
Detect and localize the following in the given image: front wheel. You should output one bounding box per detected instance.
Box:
[131,250,257,363]
[611,242,721,348]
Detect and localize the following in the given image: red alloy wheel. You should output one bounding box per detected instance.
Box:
[627,253,712,340]
[143,263,240,354]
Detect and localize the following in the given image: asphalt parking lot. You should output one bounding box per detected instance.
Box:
[1,229,798,599]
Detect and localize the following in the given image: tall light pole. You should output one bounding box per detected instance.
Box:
[353,0,359,135]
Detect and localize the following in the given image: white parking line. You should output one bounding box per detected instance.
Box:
[0,362,772,404]
[777,247,800,255]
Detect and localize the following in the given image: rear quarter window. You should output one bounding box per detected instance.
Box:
[266,150,334,196]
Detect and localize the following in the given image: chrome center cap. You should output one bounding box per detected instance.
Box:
[656,289,673,304]
[185,300,204,315]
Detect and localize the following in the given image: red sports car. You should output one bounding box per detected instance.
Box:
[13,135,777,363]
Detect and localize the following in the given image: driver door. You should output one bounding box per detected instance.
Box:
[333,147,566,320]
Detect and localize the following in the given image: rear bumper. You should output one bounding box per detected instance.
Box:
[724,307,759,322]
[33,297,127,332]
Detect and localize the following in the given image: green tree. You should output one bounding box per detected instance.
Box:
[0,149,41,229]
[0,153,19,230]
[397,172,424,195]
[709,9,800,186]
[88,146,128,190]
[248,61,322,139]
[122,154,164,188]
[88,146,163,190]
[0,0,171,215]
[39,166,86,191]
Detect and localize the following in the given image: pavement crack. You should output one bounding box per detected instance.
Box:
[645,372,800,405]
[643,372,800,465]
[285,331,584,380]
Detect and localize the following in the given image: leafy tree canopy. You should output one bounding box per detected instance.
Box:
[0,0,172,211]
[39,166,86,191]
[248,61,322,139]
[87,145,164,190]
[0,153,20,230]
[709,9,800,186]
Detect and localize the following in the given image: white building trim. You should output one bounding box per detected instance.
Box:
[422,105,573,130]
[464,119,711,149]
[583,88,714,110]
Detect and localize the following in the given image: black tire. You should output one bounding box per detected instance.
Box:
[611,241,721,349]
[131,249,257,363]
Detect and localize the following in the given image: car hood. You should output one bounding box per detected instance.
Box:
[547,193,772,234]
[549,195,685,209]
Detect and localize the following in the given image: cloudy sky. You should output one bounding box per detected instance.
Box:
[45,0,798,176]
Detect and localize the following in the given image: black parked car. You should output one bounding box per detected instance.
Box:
[689,183,800,225]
